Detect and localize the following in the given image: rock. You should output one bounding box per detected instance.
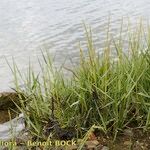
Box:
[0,113,25,141]
[85,140,99,148]
[124,141,132,146]
[101,146,109,150]
[16,129,32,144]
[124,129,133,137]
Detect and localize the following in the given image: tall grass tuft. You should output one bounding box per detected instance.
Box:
[9,21,150,141]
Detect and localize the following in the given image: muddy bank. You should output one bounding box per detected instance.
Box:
[0,92,21,123]
[97,129,150,150]
[0,92,21,109]
[0,92,25,141]
[0,110,18,124]
[1,128,150,150]
[0,92,150,149]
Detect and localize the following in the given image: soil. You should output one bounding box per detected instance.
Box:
[0,109,19,123]
[5,128,149,150]
[0,92,21,123]
[0,92,150,149]
[0,92,20,109]
[97,129,150,150]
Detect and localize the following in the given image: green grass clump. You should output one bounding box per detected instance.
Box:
[9,22,150,141]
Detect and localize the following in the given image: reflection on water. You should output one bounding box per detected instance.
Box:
[0,0,150,90]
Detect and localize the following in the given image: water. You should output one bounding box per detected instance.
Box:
[0,0,150,91]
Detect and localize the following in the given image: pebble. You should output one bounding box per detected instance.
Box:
[124,141,132,146]
[124,129,133,137]
[101,146,109,150]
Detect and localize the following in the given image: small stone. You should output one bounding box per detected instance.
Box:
[101,146,109,150]
[136,140,140,144]
[89,140,99,145]
[16,130,32,143]
[124,141,132,146]
[96,144,104,149]
[140,142,144,146]
[85,140,99,149]
[124,129,133,137]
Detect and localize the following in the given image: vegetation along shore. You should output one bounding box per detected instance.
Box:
[0,21,150,149]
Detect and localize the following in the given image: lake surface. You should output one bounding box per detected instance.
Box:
[0,0,150,91]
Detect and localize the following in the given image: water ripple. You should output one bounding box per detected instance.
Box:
[0,0,150,90]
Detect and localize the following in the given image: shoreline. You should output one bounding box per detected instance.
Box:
[0,22,150,149]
